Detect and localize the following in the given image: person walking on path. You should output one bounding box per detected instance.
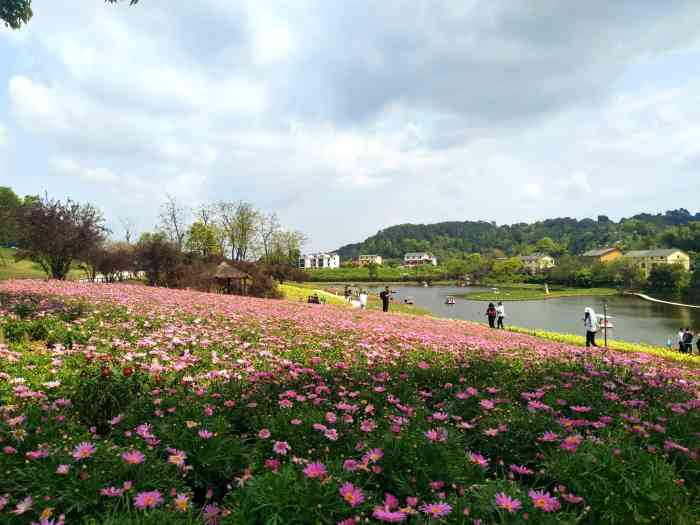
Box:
[359,290,368,310]
[584,307,599,347]
[496,301,505,329]
[380,286,391,312]
[678,328,686,352]
[486,303,497,328]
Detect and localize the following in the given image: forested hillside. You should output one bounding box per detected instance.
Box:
[337,209,700,260]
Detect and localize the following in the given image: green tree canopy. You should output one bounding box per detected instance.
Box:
[1,0,138,30]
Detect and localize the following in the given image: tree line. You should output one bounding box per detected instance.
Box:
[0,186,306,297]
[336,210,700,263]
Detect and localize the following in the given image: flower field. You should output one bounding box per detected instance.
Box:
[0,280,699,525]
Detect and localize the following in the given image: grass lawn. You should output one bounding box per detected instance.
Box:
[0,247,83,281]
[458,285,618,301]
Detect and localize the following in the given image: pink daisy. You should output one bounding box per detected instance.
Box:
[420,502,452,518]
[133,490,163,510]
[339,482,365,507]
[273,441,291,455]
[122,450,145,465]
[529,490,561,512]
[72,442,96,461]
[303,461,327,479]
[495,492,521,513]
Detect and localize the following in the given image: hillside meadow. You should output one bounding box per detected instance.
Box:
[0,280,698,524]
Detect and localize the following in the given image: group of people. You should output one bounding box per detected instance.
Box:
[677,328,700,354]
[342,285,395,312]
[485,302,506,329]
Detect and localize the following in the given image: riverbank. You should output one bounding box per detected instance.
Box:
[458,285,618,301]
[504,324,700,367]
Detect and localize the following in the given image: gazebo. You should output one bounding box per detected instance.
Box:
[213,262,252,295]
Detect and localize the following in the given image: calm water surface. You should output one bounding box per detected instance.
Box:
[367,285,700,347]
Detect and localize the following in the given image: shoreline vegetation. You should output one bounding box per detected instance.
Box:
[457,286,619,301]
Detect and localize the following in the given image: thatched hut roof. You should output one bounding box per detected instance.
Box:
[214,262,251,280]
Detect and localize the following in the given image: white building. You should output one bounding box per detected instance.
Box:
[299,252,340,270]
[358,254,383,266]
[404,252,437,266]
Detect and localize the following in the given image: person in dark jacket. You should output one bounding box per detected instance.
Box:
[682,328,693,353]
[380,286,391,312]
[486,303,497,328]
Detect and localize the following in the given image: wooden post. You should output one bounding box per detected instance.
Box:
[603,301,608,348]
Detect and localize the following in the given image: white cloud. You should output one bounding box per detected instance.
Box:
[558,172,592,198]
[522,183,544,200]
[50,157,118,184]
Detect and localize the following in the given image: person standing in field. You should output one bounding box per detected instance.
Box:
[584,307,599,347]
[496,301,505,329]
[682,328,693,353]
[380,286,391,312]
[486,303,497,328]
[678,328,686,352]
[359,290,368,310]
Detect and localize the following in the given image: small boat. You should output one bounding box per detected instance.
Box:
[445,296,456,305]
[403,297,414,305]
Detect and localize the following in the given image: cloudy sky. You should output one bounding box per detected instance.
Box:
[2,1,700,251]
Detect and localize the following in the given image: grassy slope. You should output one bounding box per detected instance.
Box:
[0,248,83,281]
[459,286,618,301]
[304,265,446,282]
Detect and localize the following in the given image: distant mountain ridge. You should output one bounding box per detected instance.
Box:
[336,209,700,261]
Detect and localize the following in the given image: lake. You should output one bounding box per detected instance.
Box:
[366,285,700,347]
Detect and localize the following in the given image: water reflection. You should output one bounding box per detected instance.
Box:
[366,285,700,347]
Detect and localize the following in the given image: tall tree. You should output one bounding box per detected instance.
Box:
[16,197,108,280]
[186,221,221,258]
[0,186,22,247]
[119,216,136,244]
[218,201,259,261]
[159,194,188,252]
[258,212,281,263]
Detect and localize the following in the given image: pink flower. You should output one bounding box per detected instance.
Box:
[509,464,534,475]
[203,503,221,525]
[420,502,452,518]
[560,434,583,453]
[467,452,489,469]
[258,428,271,439]
[122,450,145,465]
[343,459,359,471]
[539,431,559,442]
[168,449,187,467]
[339,482,365,507]
[265,458,281,472]
[56,464,71,475]
[100,487,125,497]
[561,493,584,504]
[360,419,377,432]
[495,492,521,513]
[173,493,190,512]
[12,496,33,515]
[324,428,339,441]
[72,442,96,461]
[425,428,448,443]
[362,448,384,464]
[273,441,291,455]
[0,495,8,511]
[529,490,560,512]
[198,429,215,440]
[303,461,327,479]
[372,508,407,522]
[134,490,163,510]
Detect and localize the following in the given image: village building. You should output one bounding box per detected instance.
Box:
[518,253,555,274]
[581,247,624,264]
[623,249,690,277]
[298,252,340,270]
[358,254,383,266]
[404,252,438,266]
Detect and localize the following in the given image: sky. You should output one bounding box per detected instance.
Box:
[2,1,700,252]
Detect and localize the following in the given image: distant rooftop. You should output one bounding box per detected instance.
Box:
[404,252,434,257]
[582,247,620,257]
[519,252,549,261]
[624,249,686,257]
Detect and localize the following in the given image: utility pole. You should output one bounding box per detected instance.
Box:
[603,300,608,348]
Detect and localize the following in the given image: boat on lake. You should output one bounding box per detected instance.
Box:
[404,297,414,305]
[445,296,456,305]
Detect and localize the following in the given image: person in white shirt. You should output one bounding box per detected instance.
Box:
[678,328,686,352]
[359,290,368,310]
[584,307,599,347]
[496,301,505,329]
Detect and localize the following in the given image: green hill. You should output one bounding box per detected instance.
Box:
[336,209,700,261]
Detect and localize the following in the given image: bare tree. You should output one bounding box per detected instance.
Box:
[194,204,217,227]
[159,194,188,251]
[119,216,136,244]
[258,212,281,263]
